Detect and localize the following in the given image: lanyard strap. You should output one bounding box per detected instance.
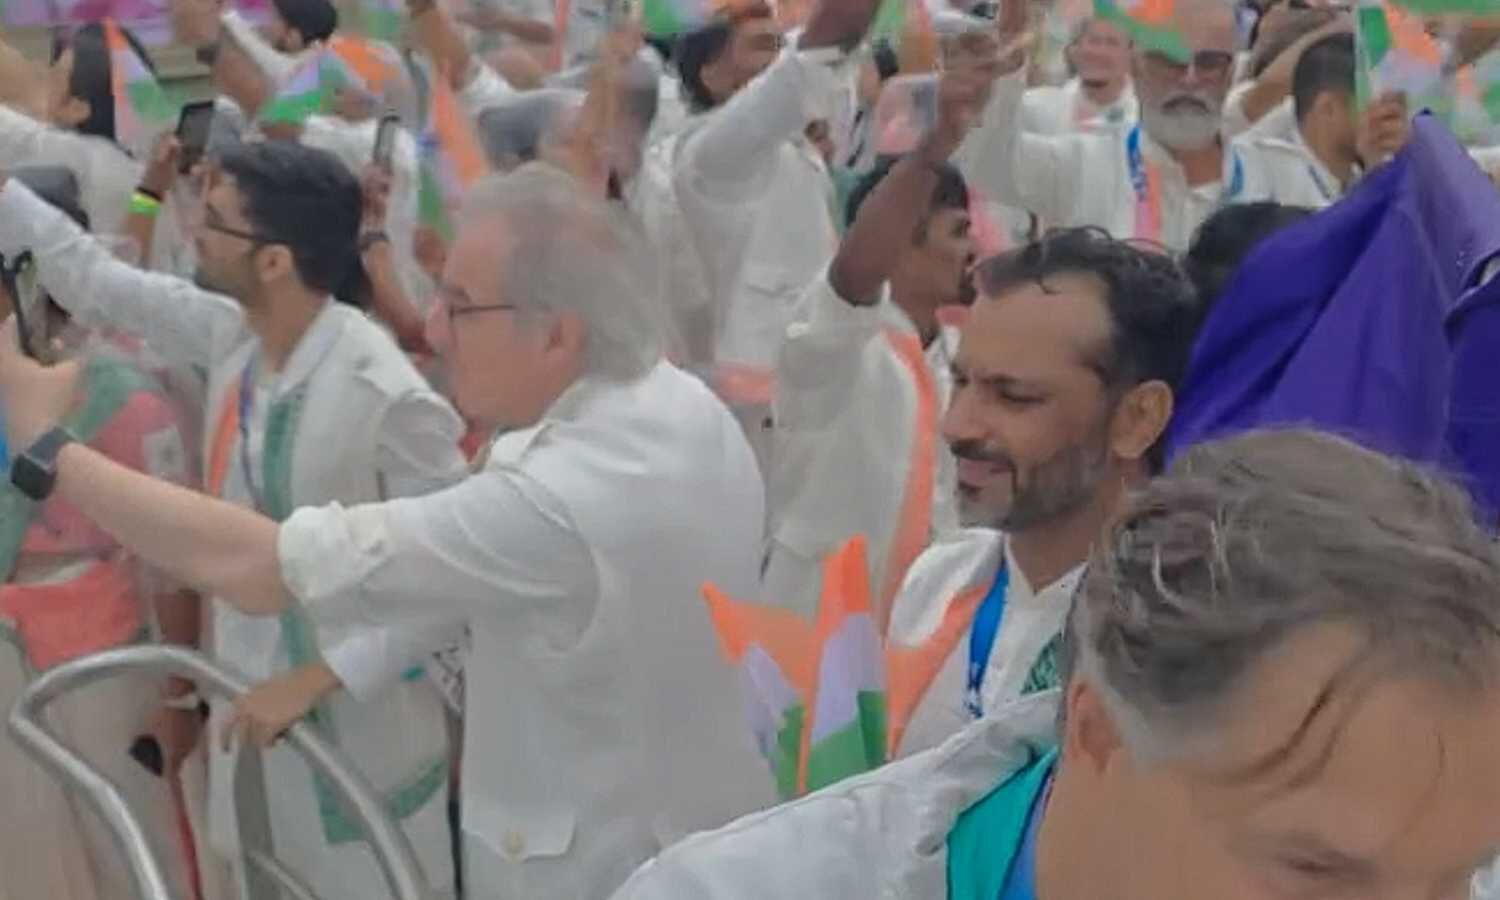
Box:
[965,559,1011,720]
[1307,163,1335,203]
[1126,126,1161,241]
[1127,125,1246,240]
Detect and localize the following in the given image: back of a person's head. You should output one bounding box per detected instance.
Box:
[977,228,1199,396]
[52,22,156,143]
[477,90,584,170]
[1063,427,1500,759]
[1292,31,1354,122]
[216,140,362,301]
[272,0,339,44]
[845,154,968,232]
[1251,6,1337,79]
[461,162,664,380]
[1184,201,1313,312]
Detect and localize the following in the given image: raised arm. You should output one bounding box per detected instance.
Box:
[0,177,244,369]
[951,23,1076,224]
[221,7,303,87]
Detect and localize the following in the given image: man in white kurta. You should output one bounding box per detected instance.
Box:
[1019,17,1138,136]
[955,0,1280,250]
[881,228,1198,759]
[0,162,777,900]
[0,145,465,900]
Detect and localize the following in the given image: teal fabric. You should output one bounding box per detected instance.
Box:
[947,747,1059,900]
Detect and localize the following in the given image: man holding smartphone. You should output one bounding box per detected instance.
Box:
[0,142,467,900]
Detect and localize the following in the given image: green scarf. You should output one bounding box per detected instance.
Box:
[256,388,447,845]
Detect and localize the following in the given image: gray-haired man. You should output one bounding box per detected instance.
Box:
[612,428,1500,900]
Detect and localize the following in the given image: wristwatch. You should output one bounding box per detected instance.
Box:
[9,426,75,501]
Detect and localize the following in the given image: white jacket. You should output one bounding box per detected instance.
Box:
[956,69,1285,250]
[279,360,778,899]
[761,273,958,628]
[1020,78,1139,135]
[0,180,467,899]
[610,692,1060,899]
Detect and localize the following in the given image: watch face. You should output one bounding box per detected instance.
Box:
[10,451,56,502]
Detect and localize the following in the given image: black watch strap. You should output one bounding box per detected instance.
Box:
[10,426,75,502]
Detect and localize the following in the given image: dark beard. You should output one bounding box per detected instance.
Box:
[997,436,1110,531]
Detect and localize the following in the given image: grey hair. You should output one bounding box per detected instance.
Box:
[476,90,585,171]
[1064,429,1500,768]
[459,162,664,380]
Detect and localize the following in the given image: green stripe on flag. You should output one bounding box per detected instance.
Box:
[1483,79,1500,123]
[772,704,804,800]
[804,691,887,794]
[259,89,327,125]
[641,0,688,37]
[1093,0,1189,63]
[870,0,907,43]
[1387,0,1500,13]
[126,81,177,123]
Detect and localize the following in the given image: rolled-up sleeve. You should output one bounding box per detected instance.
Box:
[278,464,596,643]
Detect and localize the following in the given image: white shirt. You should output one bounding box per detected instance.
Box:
[671,46,846,371]
[761,273,959,625]
[1233,124,1347,210]
[1020,78,1139,135]
[278,360,777,900]
[0,179,466,898]
[887,529,1085,758]
[956,69,1282,250]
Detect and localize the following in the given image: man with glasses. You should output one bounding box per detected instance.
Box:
[956,0,1287,250]
[0,140,466,900]
[0,161,778,900]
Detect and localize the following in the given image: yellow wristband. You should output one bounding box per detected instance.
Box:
[129,191,161,217]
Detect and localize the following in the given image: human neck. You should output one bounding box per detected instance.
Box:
[243,289,327,372]
[1007,473,1130,591]
[1034,760,1113,900]
[1165,139,1224,187]
[1079,77,1124,108]
[1300,119,1356,186]
[889,277,943,347]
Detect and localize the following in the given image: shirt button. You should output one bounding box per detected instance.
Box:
[502,830,525,859]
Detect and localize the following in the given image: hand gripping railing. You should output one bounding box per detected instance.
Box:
[7,645,432,900]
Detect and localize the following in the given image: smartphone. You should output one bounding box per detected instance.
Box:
[372,113,401,174]
[5,253,44,363]
[176,100,217,175]
[129,735,165,779]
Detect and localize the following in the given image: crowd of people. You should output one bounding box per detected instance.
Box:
[0,0,1499,896]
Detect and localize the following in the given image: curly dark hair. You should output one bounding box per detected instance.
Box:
[976,227,1199,392]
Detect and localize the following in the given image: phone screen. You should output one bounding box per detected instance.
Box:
[176,101,216,175]
[373,115,400,173]
[7,256,43,362]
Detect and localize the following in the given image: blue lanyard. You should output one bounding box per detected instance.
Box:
[0,406,9,471]
[1125,126,1246,210]
[965,560,1011,720]
[1306,163,1334,203]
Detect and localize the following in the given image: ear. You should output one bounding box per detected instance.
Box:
[283,28,307,53]
[254,244,297,287]
[698,54,733,105]
[1062,678,1125,776]
[545,310,587,367]
[1108,380,1173,464]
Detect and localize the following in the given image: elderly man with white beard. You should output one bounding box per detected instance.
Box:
[955,0,1287,250]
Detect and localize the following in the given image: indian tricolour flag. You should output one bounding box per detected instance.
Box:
[103,19,175,153]
[703,537,887,799]
[802,539,887,793]
[259,52,332,124]
[417,73,490,241]
[1355,0,1446,112]
[641,0,714,36]
[1093,0,1188,62]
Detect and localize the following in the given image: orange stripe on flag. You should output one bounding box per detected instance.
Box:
[328,35,396,89]
[701,585,818,696]
[1385,5,1442,68]
[432,74,490,187]
[1126,0,1175,27]
[204,381,241,498]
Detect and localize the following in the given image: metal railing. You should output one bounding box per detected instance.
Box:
[7,645,433,900]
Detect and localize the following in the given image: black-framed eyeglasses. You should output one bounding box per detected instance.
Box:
[1144,49,1236,79]
[200,203,280,246]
